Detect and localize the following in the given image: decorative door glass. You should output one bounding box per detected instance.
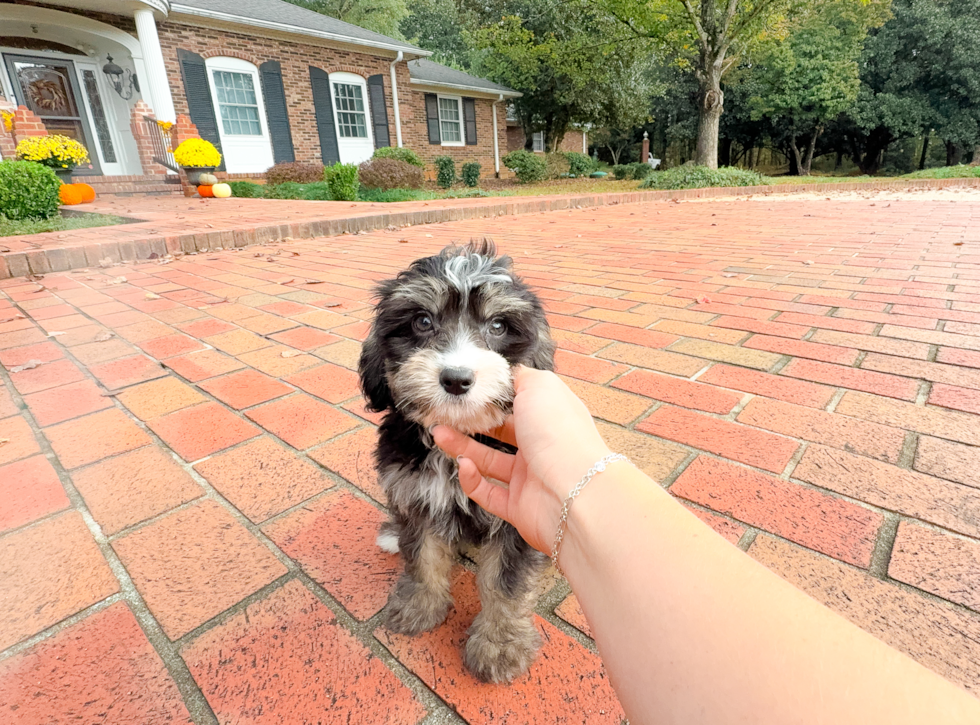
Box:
[81,70,116,164]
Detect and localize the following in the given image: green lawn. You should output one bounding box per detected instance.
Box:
[0,213,128,237]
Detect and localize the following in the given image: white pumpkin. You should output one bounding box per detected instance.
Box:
[212,183,232,198]
[198,173,219,186]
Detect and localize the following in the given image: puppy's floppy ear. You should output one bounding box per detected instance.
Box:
[358,327,394,412]
[526,318,556,372]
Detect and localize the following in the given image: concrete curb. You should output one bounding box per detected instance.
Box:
[2,176,978,280]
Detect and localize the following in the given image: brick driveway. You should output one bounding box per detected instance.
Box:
[1,194,979,723]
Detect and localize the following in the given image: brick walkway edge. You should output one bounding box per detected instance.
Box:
[2,177,978,280]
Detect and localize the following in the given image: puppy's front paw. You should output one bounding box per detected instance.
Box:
[386,586,451,634]
[464,617,541,683]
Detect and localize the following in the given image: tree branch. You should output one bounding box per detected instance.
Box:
[730,0,778,40]
[678,0,710,48]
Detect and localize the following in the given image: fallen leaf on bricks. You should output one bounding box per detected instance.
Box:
[0,438,9,447]
[109,276,127,285]
[424,234,433,238]
[698,296,711,304]
[10,359,44,373]
[145,293,162,300]
[281,279,296,285]
[722,273,737,278]
[0,315,25,323]
[803,260,814,265]
[94,331,114,342]
[281,350,303,358]
[291,251,300,256]
[46,331,65,337]
[324,302,341,308]
[398,239,409,243]
[304,280,324,285]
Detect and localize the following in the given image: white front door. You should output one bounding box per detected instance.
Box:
[206,57,274,174]
[329,72,374,165]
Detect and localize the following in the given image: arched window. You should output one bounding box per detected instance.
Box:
[328,71,374,165]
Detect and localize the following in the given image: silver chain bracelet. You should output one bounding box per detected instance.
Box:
[550,453,629,575]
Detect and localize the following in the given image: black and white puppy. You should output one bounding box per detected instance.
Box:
[358,239,554,683]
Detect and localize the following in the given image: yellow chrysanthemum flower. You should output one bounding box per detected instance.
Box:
[15,135,90,169]
[173,138,222,168]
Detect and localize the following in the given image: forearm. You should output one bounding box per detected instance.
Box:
[560,464,980,725]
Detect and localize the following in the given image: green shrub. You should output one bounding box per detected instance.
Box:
[461,162,481,187]
[502,150,547,184]
[544,153,571,179]
[0,160,62,220]
[227,181,265,198]
[299,181,333,200]
[611,162,652,180]
[264,181,305,200]
[266,161,323,185]
[358,158,424,190]
[357,187,440,203]
[372,146,425,168]
[324,162,359,201]
[640,165,769,190]
[444,188,493,198]
[565,152,598,177]
[902,165,980,180]
[434,156,456,189]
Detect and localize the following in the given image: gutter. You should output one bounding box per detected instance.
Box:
[389,51,403,147]
[492,94,503,177]
[408,78,521,98]
[169,4,430,57]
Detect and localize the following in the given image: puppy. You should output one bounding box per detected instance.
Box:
[358,239,555,683]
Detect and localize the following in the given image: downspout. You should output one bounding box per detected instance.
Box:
[389,51,404,147]
[492,94,503,177]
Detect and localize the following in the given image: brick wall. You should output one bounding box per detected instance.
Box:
[401,91,507,179]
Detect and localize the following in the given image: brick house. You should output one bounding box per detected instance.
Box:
[505,106,589,156]
[0,0,520,183]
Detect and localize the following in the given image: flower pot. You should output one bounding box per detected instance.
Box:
[54,168,74,184]
[183,167,216,185]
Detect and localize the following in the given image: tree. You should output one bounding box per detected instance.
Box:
[748,0,888,174]
[286,0,408,39]
[600,0,799,168]
[831,0,980,174]
[401,0,473,69]
[468,1,654,151]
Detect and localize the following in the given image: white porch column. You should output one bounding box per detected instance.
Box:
[134,8,175,122]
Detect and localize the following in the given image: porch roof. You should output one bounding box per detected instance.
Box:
[169,0,429,56]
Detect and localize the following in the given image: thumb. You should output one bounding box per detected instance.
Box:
[457,456,511,522]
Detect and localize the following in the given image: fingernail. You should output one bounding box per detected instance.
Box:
[456,455,466,464]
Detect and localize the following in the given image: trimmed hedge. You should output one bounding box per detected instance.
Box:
[434,156,456,188]
[0,160,62,220]
[228,181,265,198]
[461,162,481,187]
[612,162,653,181]
[358,158,424,190]
[372,146,425,168]
[544,153,570,179]
[502,150,547,183]
[324,162,359,201]
[565,152,598,176]
[640,165,769,190]
[266,161,324,185]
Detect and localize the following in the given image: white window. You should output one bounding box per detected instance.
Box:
[328,72,374,164]
[212,70,262,136]
[333,82,368,138]
[205,57,274,174]
[438,95,463,146]
[532,131,545,152]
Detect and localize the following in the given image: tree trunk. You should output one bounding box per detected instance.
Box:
[694,57,724,169]
[788,136,804,176]
[970,145,980,166]
[946,141,963,166]
[801,127,821,176]
[834,150,843,170]
[918,135,930,170]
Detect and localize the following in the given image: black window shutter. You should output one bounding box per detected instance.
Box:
[177,48,224,171]
[259,60,295,164]
[463,98,477,146]
[309,66,340,166]
[367,74,390,149]
[425,93,441,144]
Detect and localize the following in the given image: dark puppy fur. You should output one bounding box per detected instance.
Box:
[358,239,554,683]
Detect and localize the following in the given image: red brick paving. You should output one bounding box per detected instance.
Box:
[2,193,980,719]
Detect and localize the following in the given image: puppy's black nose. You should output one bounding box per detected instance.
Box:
[440,367,475,396]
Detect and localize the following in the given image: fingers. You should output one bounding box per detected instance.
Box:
[456,456,511,521]
[431,425,515,483]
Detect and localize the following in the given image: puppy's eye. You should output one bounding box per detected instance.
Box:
[488,318,507,336]
[413,314,434,333]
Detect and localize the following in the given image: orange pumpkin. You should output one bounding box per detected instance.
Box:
[59,184,86,205]
[76,183,96,203]
[197,185,214,198]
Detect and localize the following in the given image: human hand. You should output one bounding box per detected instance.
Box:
[432,366,611,553]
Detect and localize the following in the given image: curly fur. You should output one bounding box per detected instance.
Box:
[359,239,554,682]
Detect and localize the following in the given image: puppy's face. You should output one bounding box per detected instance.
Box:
[360,241,554,435]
